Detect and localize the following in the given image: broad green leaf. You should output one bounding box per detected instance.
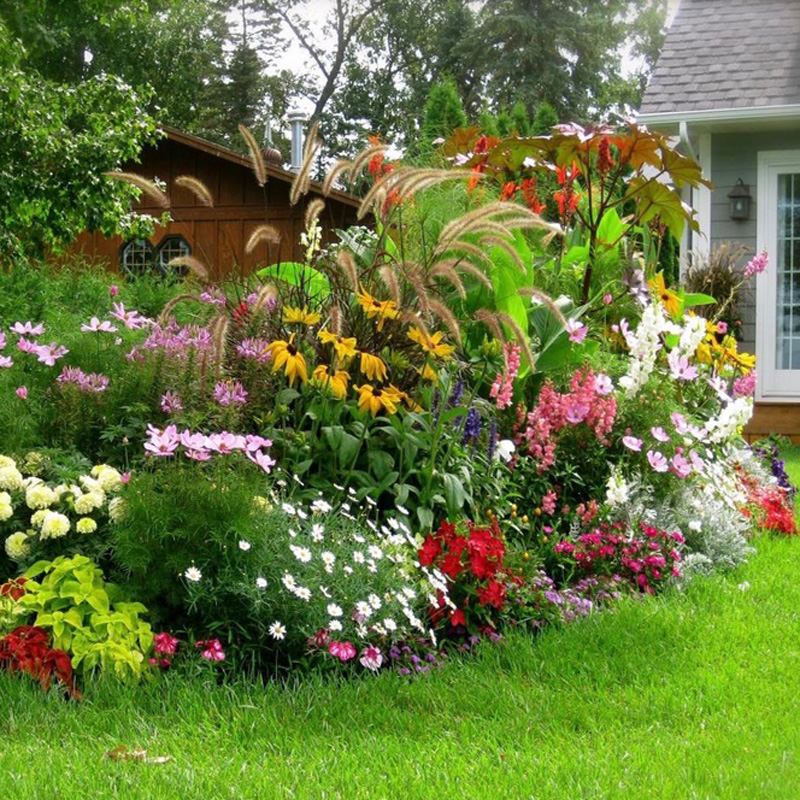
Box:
[683,292,716,307]
[256,262,330,300]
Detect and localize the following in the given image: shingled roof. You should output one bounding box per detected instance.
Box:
[640,0,800,115]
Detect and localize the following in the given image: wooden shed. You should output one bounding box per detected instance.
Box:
[69,126,361,281]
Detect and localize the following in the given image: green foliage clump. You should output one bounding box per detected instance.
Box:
[422,77,468,145]
[18,555,153,680]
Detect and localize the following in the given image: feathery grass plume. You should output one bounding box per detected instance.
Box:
[329,304,342,335]
[252,284,278,315]
[438,201,553,245]
[157,294,203,326]
[105,172,170,208]
[474,309,506,344]
[209,314,230,381]
[428,262,466,298]
[239,124,267,187]
[290,121,321,205]
[357,171,395,219]
[436,240,494,270]
[478,235,526,272]
[336,249,360,293]
[175,175,214,207]
[495,311,535,370]
[426,297,462,344]
[322,158,352,196]
[304,198,325,230]
[517,286,567,327]
[348,143,390,181]
[245,224,282,254]
[378,265,401,306]
[167,255,209,281]
[452,260,494,291]
[402,266,432,314]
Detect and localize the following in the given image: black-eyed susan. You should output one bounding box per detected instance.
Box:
[282,305,321,326]
[353,383,402,416]
[318,329,358,360]
[407,327,456,359]
[359,350,388,382]
[311,365,349,399]
[267,333,308,385]
[417,363,439,382]
[395,388,423,412]
[648,273,681,319]
[356,288,399,331]
[720,335,756,374]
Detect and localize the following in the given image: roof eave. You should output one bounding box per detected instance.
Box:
[637,104,800,134]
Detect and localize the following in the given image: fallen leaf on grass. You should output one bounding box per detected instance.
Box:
[106,745,172,764]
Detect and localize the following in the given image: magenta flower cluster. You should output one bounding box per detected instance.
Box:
[56,366,109,393]
[213,380,248,407]
[489,342,521,410]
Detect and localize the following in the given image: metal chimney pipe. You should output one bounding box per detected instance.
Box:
[287,109,307,173]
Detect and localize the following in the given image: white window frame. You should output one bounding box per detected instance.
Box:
[756,149,800,401]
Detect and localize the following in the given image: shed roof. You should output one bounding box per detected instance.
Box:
[640,0,800,115]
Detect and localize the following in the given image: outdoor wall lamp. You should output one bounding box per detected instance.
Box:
[728,178,751,220]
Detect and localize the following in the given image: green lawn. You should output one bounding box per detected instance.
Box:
[2,530,800,799]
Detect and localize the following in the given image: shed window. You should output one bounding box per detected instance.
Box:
[156,235,191,272]
[120,239,154,276]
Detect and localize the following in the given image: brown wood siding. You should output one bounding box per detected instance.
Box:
[744,402,800,443]
[66,134,360,278]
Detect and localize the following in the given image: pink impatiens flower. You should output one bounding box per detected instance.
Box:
[195,638,226,662]
[328,641,357,662]
[647,450,669,473]
[359,645,383,671]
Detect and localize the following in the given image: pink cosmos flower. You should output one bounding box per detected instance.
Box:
[35,343,69,366]
[603,293,613,305]
[0,356,12,368]
[179,430,210,451]
[744,250,768,278]
[109,285,120,297]
[670,412,690,434]
[651,426,670,442]
[689,449,705,472]
[185,449,212,462]
[81,316,118,333]
[359,645,383,671]
[109,302,151,330]
[15,386,27,399]
[144,425,179,457]
[0,332,5,350]
[247,449,276,474]
[622,435,643,451]
[565,402,589,424]
[594,374,613,395]
[671,453,692,479]
[647,450,669,473]
[16,337,39,354]
[566,319,588,343]
[328,641,357,662]
[153,632,179,654]
[196,638,226,661]
[667,350,698,381]
[245,434,273,452]
[206,432,246,454]
[10,321,44,336]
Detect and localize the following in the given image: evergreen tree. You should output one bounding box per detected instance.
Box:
[421,77,468,145]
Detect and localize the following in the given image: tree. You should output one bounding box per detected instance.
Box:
[421,78,468,146]
[0,29,158,261]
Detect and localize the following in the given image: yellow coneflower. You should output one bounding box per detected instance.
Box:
[318,329,358,359]
[395,388,423,412]
[359,351,388,382]
[282,305,321,326]
[311,365,349,399]
[407,327,456,359]
[356,288,399,330]
[720,335,756,374]
[417,363,439,382]
[354,383,402,416]
[267,333,308,385]
[648,273,681,319]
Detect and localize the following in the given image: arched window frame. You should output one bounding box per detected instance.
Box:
[119,239,154,276]
[156,235,192,274]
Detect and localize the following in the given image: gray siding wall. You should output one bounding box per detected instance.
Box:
[709,131,800,353]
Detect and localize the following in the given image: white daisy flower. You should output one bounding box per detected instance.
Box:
[296,508,308,520]
[352,551,365,564]
[288,527,298,538]
[269,621,286,640]
[256,577,267,589]
[356,624,368,638]
[310,523,325,541]
[384,618,397,632]
[366,560,378,573]
[184,566,202,582]
[368,545,383,560]
[238,540,251,551]
[321,551,335,567]
[290,544,312,563]
[368,594,382,610]
[365,495,377,507]
[327,603,343,617]
[355,601,372,618]
[311,499,332,514]
[328,620,343,631]
[343,565,353,575]
[295,586,312,602]
[395,504,409,515]
[319,585,332,598]
[281,502,296,516]
[353,533,365,543]
[402,587,416,600]
[282,573,297,591]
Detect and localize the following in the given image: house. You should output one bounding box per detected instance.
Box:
[637,0,800,441]
[69,125,361,282]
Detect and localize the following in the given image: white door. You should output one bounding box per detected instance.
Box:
[757,150,800,400]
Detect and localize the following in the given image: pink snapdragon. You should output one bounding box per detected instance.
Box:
[10,321,44,336]
[744,250,768,278]
[80,317,118,333]
[489,342,521,410]
[541,490,558,515]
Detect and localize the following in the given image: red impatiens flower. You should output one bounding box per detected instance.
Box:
[450,609,467,627]
[477,580,507,610]
[418,534,442,566]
